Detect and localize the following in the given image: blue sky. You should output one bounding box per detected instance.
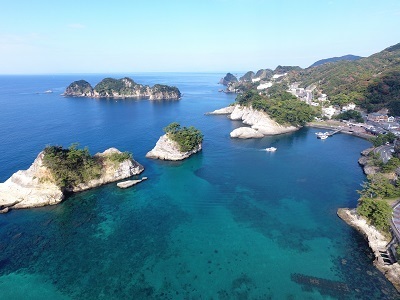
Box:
[1,0,399,74]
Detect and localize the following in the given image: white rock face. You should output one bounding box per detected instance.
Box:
[228,105,298,138]
[71,148,144,192]
[338,208,400,291]
[230,127,264,139]
[0,148,144,212]
[146,134,202,161]
[0,152,64,210]
[206,106,235,115]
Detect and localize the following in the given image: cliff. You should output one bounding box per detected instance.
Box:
[207,105,298,138]
[146,134,202,161]
[0,148,144,212]
[63,77,181,100]
[338,208,400,292]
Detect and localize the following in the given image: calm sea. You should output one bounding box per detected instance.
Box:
[0,73,398,299]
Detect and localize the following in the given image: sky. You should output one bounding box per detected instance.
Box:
[1,0,400,74]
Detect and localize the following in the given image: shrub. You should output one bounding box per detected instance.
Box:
[164,122,203,152]
[43,144,102,189]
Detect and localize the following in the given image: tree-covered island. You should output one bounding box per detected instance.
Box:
[146,123,203,161]
[0,144,144,212]
[64,77,181,100]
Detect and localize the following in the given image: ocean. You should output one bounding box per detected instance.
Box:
[0,73,398,299]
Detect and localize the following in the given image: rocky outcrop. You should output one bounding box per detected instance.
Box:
[63,77,181,100]
[117,177,148,189]
[358,147,379,175]
[205,106,235,115]
[209,105,298,138]
[0,152,64,210]
[146,134,201,161]
[219,73,238,86]
[0,148,144,212]
[64,80,95,97]
[230,127,264,139]
[338,208,400,292]
[70,148,144,192]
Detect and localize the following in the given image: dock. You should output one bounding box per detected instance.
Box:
[316,129,342,139]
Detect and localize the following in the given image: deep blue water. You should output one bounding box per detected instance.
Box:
[0,73,398,299]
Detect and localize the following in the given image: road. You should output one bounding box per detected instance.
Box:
[374,145,394,163]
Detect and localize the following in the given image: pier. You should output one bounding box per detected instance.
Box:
[315,129,342,139]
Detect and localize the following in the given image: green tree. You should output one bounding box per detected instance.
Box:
[370,132,396,147]
[163,123,203,152]
[334,110,364,123]
[358,174,400,199]
[357,197,393,232]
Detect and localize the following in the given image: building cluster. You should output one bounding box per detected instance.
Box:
[288,83,314,104]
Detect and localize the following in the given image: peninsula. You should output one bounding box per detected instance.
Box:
[64,77,181,100]
[146,122,203,160]
[0,145,144,213]
[208,89,317,138]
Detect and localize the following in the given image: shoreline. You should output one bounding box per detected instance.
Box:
[337,208,400,292]
[306,122,374,140]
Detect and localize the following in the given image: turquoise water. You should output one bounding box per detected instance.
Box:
[0,74,399,299]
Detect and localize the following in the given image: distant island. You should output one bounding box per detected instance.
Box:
[146,122,203,160]
[0,144,144,213]
[63,77,181,100]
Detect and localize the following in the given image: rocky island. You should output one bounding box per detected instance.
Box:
[63,77,181,100]
[146,122,203,161]
[0,145,144,213]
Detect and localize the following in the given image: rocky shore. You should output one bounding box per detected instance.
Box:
[146,134,202,161]
[207,105,298,138]
[338,208,400,292]
[63,77,181,100]
[0,148,144,212]
[357,147,379,175]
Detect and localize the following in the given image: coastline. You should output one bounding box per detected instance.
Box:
[307,121,373,140]
[337,208,400,292]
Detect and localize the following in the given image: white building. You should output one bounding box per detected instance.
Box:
[342,103,356,111]
[322,106,338,119]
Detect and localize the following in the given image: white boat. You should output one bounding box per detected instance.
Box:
[44,90,53,93]
[265,147,277,152]
[319,135,328,140]
[316,132,329,139]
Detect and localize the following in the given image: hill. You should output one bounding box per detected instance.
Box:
[309,55,363,68]
[290,42,400,114]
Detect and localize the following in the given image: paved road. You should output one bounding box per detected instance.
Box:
[374,145,394,163]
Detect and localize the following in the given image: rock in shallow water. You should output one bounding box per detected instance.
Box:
[117,177,148,189]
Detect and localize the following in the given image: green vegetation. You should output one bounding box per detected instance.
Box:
[369,132,397,147]
[43,144,102,189]
[65,80,94,95]
[357,174,397,233]
[334,110,364,123]
[94,77,138,97]
[107,151,132,164]
[359,174,400,199]
[357,197,393,232]
[43,144,132,189]
[164,122,203,152]
[152,84,181,98]
[289,42,400,114]
[235,88,319,126]
[222,73,238,84]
